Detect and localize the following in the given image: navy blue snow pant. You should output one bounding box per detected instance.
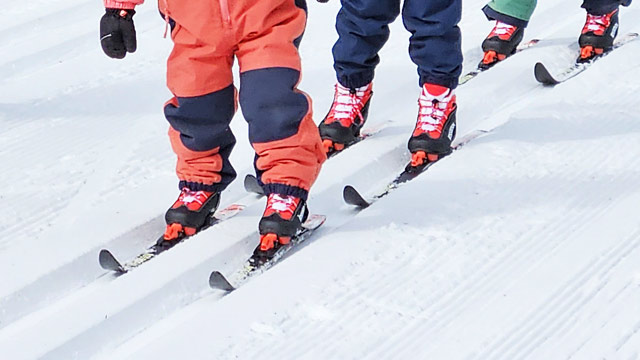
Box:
[332,0,463,89]
[582,0,632,15]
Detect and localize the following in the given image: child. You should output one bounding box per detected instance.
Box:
[480,0,632,67]
[99,0,326,259]
[317,0,463,168]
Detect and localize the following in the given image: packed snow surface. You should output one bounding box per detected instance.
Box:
[1,0,639,359]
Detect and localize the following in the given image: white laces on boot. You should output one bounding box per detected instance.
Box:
[329,83,370,122]
[416,87,453,132]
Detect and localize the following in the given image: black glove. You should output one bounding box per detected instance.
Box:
[100,8,137,59]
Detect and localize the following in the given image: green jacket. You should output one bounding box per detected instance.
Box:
[486,0,537,21]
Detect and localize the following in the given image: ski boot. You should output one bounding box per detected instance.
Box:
[253,193,308,265]
[480,20,524,69]
[407,83,457,171]
[163,187,221,241]
[318,82,373,155]
[578,9,619,63]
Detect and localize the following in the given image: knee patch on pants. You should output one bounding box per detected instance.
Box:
[165,85,238,190]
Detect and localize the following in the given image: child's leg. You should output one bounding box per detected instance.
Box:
[402,0,463,89]
[164,16,238,193]
[332,0,401,88]
[236,0,325,200]
[483,0,537,27]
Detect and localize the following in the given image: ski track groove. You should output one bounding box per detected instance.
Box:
[0,6,161,82]
[224,192,457,358]
[481,228,640,360]
[401,160,639,358]
[374,204,602,358]
[375,138,633,353]
[0,127,410,354]
[569,278,639,358]
[401,180,639,359]
[3,1,640,357]
[232,129,640,359]
[0,123,132,240]
[0,114,166,326]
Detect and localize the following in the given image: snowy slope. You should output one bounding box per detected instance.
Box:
[1,0,639,359]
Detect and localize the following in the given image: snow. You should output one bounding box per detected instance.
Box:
[1,0,639,359]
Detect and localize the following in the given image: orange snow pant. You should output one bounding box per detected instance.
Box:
[160,0,325,200]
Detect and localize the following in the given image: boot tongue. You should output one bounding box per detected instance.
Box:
[423,83,449,98]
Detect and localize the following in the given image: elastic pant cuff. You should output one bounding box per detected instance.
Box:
[582,4,619,16]
[337,73,375,90]
[420,74,459,90]
[179,181,226,193]
[263,183,310,201]
[482,5,529,28]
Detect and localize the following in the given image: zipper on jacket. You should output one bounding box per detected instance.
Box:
[219,0,231,26]
[162,1,170,38]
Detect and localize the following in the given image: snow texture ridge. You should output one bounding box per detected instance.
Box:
[0,0,639,359]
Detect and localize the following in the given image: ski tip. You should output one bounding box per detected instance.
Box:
[459,71,478,85]
[534,62,559,86]
[243,174,264,196]
[209,271,235,292]
[343,185,370,209]
[303,214,327,230]
[525,38,540,46]
[98,249,126,273]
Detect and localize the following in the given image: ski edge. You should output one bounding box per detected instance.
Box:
[459,38,541,85]
[208,214,326,292]
[99,203,246,274]
[342,129,489,208]
[534,32,639,85]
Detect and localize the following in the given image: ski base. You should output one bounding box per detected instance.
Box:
[533,62,559,85]
[209,214,326,292]
[99,249,126,272]
[534,32,638,86]
[209,271,236,291]
[99,204,245,274]
[343,185,370,208]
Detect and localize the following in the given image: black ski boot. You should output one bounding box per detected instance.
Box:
[480,21,524,69]
[407,83,457,170]
[164,187,220,241]
[578,9,619,62]
[253,193,308,264]
[318,82,373,155]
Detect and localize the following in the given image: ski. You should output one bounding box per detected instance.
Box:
[459,39,540,86]
[99,203,245,274]
[343,130,488,209]
[534,32,638,86]
[243,122,390,196]
[243,173,265,196]
[209,214,326,292]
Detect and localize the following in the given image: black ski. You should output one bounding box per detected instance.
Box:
[99,204,245,274]
[534,32,638,86]
[209,214,326,292]
[459,39,540,86]
[243,122,389,196]
[343,130,488,209]
[243,174,265,196]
